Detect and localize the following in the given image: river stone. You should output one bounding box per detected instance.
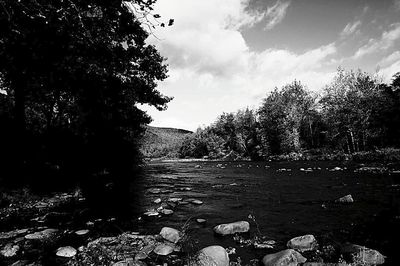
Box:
[56,246,77,257]
[262,249,307,266]
[213,221,250,235]
[287,234,318,251]
[24,228,58,241]
[191,199,203,205]
[75,229,89,236]
[144,211,159,217]
[160,227,181,243]
[335,194,354,203]
[0,243,20,257]
[135,244,155,260]
[196,218,206,224]
[168,197,182,203]
[154,243,174,256]
[192,245,229,266]
[160,209,174,215]
[153,198,162,204]
[341,243,385,265]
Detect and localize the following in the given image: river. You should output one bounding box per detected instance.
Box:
[129,160,400,265]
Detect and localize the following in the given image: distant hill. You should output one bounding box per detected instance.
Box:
[140,126,193,158]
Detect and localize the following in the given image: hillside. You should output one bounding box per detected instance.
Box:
[140,126,193,158]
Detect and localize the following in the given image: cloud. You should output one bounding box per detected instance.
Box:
[263,0,291,30]
[378,51,400,67]
[341,20,362,37]
[354,23,400,58]
[145,0,336,130]
[379,59,400,83]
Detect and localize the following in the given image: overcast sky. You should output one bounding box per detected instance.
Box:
[141,0,400,131]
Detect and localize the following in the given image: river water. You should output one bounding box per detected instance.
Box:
[132,161,400,265]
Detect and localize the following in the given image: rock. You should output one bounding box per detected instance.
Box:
[154,243,174,256]
[135,244,155,260]
[341,243,385,265]
[335,194,354,203]
[287,234,318,252]
[196,218,206,224]
[24,228,58,241]
[254,240,276,249]
[195,165,201,168]
[1,243,19,257]
[213,221,250,235]
[160,209,174,215]
[192,245,229,266]
[56,246,77,258]
[168,197,182,203]
[0,229,29,240]
[148,188,161,194]
[75,229,89,236]
[191,199,203,205]
[153,198,162,204]
[160,227,181,243]
[262,249,307,266]
[144,211,159,217]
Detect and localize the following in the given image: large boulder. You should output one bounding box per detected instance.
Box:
[262,249,306,266]
[341,243,385,265]
[56,246,77,258]
[191,245,229,266]
[213,221,250,235]
[159,227,181,243]
[287,234,318,252]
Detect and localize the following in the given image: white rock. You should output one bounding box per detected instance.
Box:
[213,221,250,235]
[75,229,89,236]
[56,246,77,258]
[287,234,318,252]
[160,209,174,215]
[154,244,174,256]
[196,218,206,224]
[262,249,306,266]
[335,194,354,203]
[191,245,229,266]
[160,227,181,243]
[153,198,162,204]
[144,211,159,217]
[0,243,19,257]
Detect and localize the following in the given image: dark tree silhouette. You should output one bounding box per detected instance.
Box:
[0,0,171,206]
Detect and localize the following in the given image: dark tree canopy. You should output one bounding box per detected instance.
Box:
[0,0,171,192]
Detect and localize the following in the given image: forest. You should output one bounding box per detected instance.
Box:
[178,69,400,161]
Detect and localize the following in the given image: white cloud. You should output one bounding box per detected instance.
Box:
[379,59,400,83]
[378,51,400,67]
[354,23,400,58]
[145,0,336,130]
[263,0,291,30]
[341,20,362,37]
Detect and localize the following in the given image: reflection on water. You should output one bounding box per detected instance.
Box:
[132,161,400,264]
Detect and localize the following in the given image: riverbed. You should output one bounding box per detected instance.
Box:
[134,160,400,265]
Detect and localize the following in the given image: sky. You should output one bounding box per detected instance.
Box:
[140,0,400,131]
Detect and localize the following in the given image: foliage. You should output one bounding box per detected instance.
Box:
[177,69,400,161]
[0,1,170,191]
[140,126,192,158]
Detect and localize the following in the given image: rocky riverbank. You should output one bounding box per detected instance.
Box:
[0,186,388,266]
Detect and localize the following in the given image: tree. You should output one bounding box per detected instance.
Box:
[0,0,171,192]
[320,68,380,153]
[258,81,315,155]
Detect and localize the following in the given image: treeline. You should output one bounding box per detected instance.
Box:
[179,69,400,160]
